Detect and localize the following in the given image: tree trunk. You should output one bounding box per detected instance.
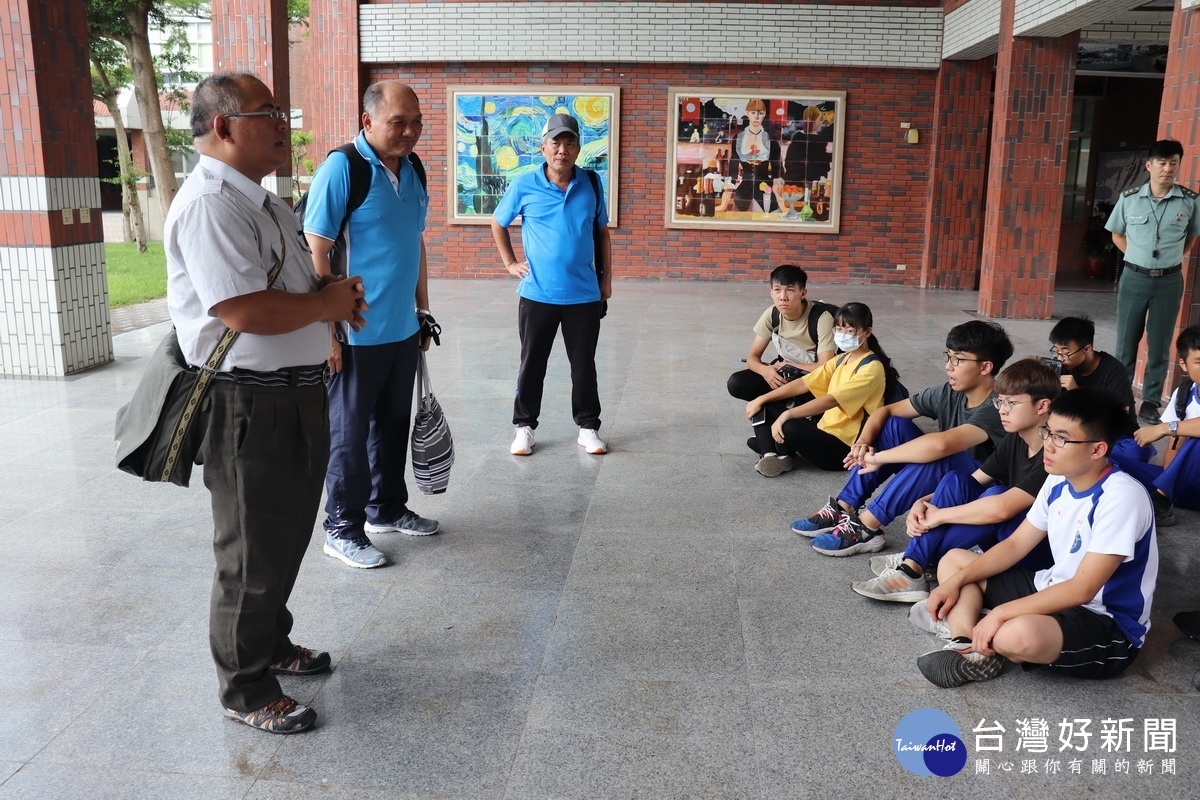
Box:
[93,55,148,252]
[113,109,149,253]
[123,1,178,218]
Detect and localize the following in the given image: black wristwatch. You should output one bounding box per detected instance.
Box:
[1169,420,1179,439]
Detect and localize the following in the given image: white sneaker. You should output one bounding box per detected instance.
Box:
[511,425,535,456]
[870,552,906,577]
[908,601,952,640]
[577,428,607,454]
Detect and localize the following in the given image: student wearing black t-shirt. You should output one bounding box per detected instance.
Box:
[851,359,1060,602]
[1049,317,1155,481]
[793,320,1013,557]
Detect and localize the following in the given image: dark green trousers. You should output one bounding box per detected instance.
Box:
[1115,267,1183,409]
[199,380,329,712]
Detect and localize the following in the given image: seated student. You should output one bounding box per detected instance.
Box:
[916,389,1157,688]
[727,264,836,457]
[1050,316,1155,475]
[851,358,1059,602]
[791,320,1011,557]
[1133,324,1200,527]
[744,302,895,476]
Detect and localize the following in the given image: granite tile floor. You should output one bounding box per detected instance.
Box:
[2,279,1199,800]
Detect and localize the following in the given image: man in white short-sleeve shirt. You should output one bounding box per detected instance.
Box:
[167,73,367,734]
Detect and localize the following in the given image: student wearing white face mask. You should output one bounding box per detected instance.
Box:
[745,302,898,475]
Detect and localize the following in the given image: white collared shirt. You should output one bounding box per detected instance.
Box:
[166,155,329,370]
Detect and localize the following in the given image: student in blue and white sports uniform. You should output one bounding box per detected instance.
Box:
[916,389,1158,689]
[1132,324,1200,527]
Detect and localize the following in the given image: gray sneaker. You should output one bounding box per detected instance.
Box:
[323,533,387,568]
[365,511,440,537]
[851,569,930,603]
[755,453,795,477]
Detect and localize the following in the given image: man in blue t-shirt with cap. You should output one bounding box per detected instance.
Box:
[491,112,613,457]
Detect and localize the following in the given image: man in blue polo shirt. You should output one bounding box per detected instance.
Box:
[303,81,439,570]
[491,113,613,456]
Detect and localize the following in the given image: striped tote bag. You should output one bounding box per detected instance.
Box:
[411,352,454,494]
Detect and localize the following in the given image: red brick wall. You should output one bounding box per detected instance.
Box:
[212,0,291,182]
[0,0,96,178]
[0,0,101,245]
[920,57,994,290]
[357,62,936,284]
[305,0,361,160]
[977,0,1077,319]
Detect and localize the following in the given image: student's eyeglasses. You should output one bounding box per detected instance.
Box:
[226,108,288,122]
[944,351,981,367]
[1049,345,1086,360]
[1036,426,1099,448]
[992,397,1028,412]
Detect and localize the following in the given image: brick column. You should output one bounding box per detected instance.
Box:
[920,57,994,289]
[977,0,1077,319]
[0,0,110,376]
[1144,1,1200,406]
[306,0,363,159]
[211,0,293,199]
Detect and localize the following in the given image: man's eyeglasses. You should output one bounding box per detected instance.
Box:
[1049,345,1086,360]
[1037,426,1099,448]
[226,108,288,122]
[992,397,1028,412]
[944,351,981,367]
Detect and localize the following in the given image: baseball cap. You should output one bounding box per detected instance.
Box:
[542,113,580,140]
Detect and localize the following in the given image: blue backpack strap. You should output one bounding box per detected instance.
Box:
[836,352,879,374]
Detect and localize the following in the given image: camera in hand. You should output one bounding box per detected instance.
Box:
[777,364,804,382]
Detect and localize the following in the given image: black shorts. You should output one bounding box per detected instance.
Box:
[983,567,1140,679]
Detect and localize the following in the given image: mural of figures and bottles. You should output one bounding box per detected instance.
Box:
[666,89,845,233]
[448,86,620,226]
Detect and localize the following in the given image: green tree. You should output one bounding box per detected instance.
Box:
[87,0,202,219]
[291,129,315,202]
[90,35,149,252]
[288,0,309,26]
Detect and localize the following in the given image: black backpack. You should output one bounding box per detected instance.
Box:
[1175,377,1195,421]
[835,352,909,405]
[771,300,839,354]
[583,168,608,319]
[294,143,427,276]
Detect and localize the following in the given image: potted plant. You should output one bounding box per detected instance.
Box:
[1083,203,1115,280]
[1083,238,1111,279]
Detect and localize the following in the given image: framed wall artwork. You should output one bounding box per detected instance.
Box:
[665,88,846,233]
[448,85,620,225]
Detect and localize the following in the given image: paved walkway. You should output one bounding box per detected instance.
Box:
[109,298,171,335]
[1,280,1198,799]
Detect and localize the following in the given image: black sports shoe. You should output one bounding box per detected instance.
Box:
[271,645,332,676]
[917,646,1007,688]
[223,695,317,734]
[1139,403,1162,425]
